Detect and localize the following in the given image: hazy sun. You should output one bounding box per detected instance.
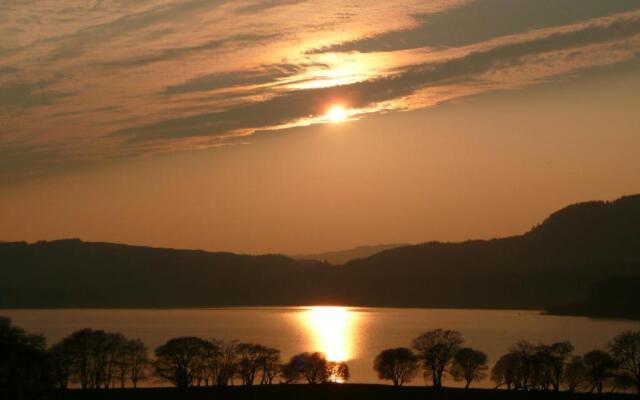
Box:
[326,105,347,122]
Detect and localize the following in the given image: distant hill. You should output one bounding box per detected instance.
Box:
[1,195,639,317]
[294,244,408,265]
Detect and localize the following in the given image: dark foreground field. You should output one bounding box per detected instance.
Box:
[50,385,637,400]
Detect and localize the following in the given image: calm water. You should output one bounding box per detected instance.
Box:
[4,307,640,387]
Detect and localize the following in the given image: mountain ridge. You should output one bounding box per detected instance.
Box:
[1,194,639,317]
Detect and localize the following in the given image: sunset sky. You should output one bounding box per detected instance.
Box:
[1,0,640,254]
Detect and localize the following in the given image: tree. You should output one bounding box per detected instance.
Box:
[412,329,463,388]
[280,361,300,384]
[154,336,212,389]
[491,352,521,390]
[119,339,149,388]
[211,340,238,386]
[327,361,350,383]
[563,356,587,393]
[609,330,640,394]
[530,344,555,390]
[258,347,280,385]
[49,341,73,389]
[282,352,329,384]
[547,341,574,391]
[51,328,128,389]
[236,343,267,386]
[0,316,51,397]
[508,340,536,390]
[450,347,488,389]
[583,349,616,394]
[373,348,419,386]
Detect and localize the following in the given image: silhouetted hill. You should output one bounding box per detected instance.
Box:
[294,244,408,265]
[1,195,639,316]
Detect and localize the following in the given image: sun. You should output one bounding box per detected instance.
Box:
[325,105,347,122]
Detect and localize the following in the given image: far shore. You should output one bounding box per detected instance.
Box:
[3,305,639,321]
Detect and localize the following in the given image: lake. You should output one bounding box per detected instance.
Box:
[3,307,640,387]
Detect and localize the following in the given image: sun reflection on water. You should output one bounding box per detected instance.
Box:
[303,306,358,362]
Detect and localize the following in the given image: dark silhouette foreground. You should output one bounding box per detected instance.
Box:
[48,385,640,400]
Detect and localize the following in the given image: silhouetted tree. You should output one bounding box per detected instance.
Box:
[49,341,73,389]
[491,352,521,390]
[115,339,148,388]
[509,340,537,390]
[450,347,488,389]
[583,349,616,394]
[327,361,350,383]
[51,328,128,389]
[282,352,329,384]
[373,348,418,386]
[280,361,300,384]
[212,340,238,386]
[154,336,212,389]
[530,345,555,391]
[0,317,51,398]
[609,330,640,394]
[258,347,280,385]
[546,341,574,391]
[236,343,267,386]
[412,329,463,388]
[563,356,587,393]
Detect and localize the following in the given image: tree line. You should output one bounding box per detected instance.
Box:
[373,328,640,394]
[2,316,640,397]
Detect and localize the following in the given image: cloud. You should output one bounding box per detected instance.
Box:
[311,0,640,53]
[161,62,327,95]
[38,0,232,62]
[2,1,640,182]
[0,80,74,111]
[101,33,279,68]
[0,66,18,77]
[110,13,640,142]
[235,0,307,14]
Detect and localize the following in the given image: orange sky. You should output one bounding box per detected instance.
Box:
[1,0,640,253]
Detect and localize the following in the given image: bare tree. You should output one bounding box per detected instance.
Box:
[154,336,212,389]
[236,343,266,386]
[412,329,463,388]
[491,351,528,390]
[547,341,574,391]
[258,347,281,385]
[563,356,587,393]
[118,339,149,388]
[282,352,329,384]
[609,330,640,394]
[212,340,238,386]
[583,349,616,394]
[373,348,418,386]
[450,347,488,389]
[51,329,128,390]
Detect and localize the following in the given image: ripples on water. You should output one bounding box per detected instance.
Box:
[4,307,640,386]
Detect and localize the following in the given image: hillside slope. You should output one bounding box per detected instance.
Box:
[1,195,639,313]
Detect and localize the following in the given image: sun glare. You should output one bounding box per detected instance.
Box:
[304,306,357,363]
[326,105,347,122]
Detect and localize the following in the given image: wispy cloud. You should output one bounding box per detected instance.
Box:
[1,0,639,182]
[110,12,640,142]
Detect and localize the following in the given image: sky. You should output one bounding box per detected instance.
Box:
[1,0,640,254]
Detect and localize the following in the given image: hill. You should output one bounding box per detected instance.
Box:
[1,195,639,316]
[294,244,408,265]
